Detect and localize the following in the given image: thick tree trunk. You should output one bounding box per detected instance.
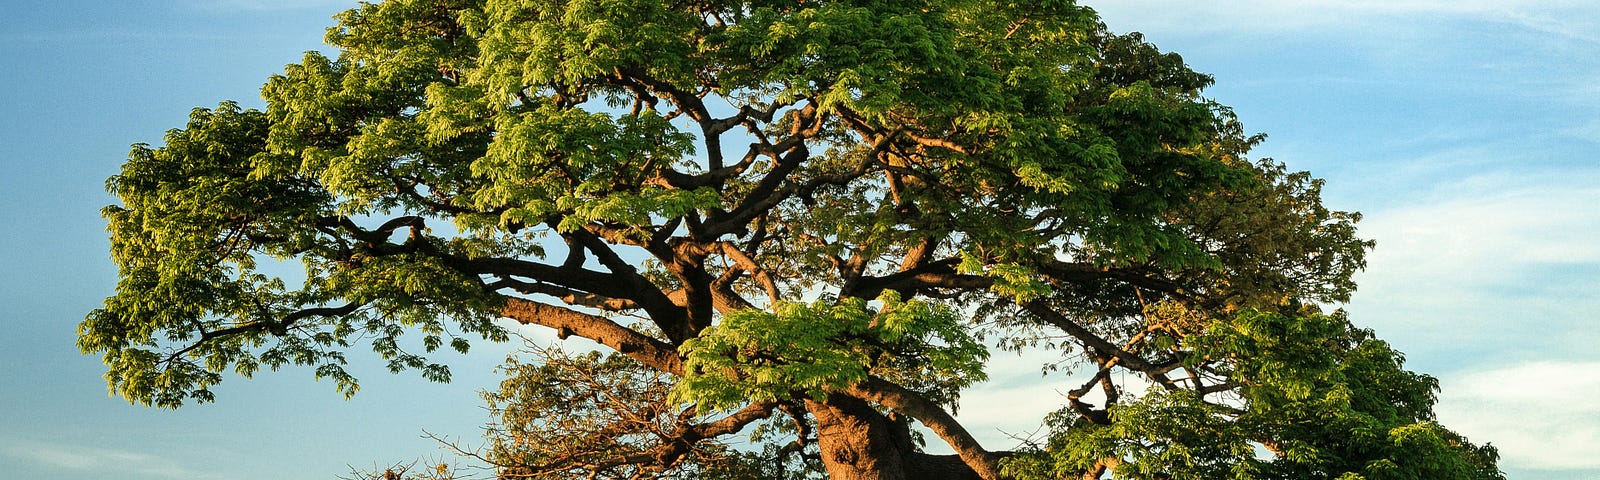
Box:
[809,395,912,480]
[807,395,985,480]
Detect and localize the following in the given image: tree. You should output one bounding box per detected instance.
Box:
[80,0,1502,478]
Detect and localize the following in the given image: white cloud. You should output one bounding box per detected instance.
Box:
[1560,119,1600,144]
[945,347,1073,450]
[1436,361,1600,470]
[1331,167,1600,476]
[1361,176,1600,271]
[1091,0,1600,40]
[1346,172,1600,344]
[0,438,228,480]
[949,379,1066,449]
[931,347,1162,452]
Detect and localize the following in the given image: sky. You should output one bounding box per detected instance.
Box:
[0,1,1595,479]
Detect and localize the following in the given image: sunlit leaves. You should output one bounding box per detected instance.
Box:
[674,292,986,412]
[83,100,498,406]
[1004,390,1258,480]
[469,0,703,96]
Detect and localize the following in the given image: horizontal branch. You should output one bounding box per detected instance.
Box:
[499,297,682,375]
[162,302,362,365]
[1019,300,1173,375]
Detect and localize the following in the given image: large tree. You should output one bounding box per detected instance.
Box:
[81,0,1502,478]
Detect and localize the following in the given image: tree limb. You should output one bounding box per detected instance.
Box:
[499,297,682,375]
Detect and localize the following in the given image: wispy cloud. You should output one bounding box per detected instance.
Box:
[1360,175,1600,270]
[0,437,229,480]
[1560,119,1600,144]
[932,347,1071,450]
[189,0,352,12]
[1093,0,1600,42]
[1344,171,1600,358]
[939,348,1161,452]
[1436,361,1600,469]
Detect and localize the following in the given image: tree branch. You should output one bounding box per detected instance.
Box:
[499,297,682,375]
[1018,300,1174,376]
[162,302,362,365]
[847,376,1003,480]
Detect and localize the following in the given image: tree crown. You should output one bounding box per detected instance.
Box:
[83,0,1499,478]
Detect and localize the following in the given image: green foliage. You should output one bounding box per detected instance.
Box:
[468,104,705,232]
[675,292,986,412]
[1003,308,1504,480]
[83,0,1500,477]
[83,101,503,407]
[1002,390,1258,480]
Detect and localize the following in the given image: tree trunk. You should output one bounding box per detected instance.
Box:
[807,395,985,480]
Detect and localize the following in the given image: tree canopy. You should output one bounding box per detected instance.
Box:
[82,0,1502,478]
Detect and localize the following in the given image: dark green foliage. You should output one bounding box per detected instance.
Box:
[1003,308,1501,480]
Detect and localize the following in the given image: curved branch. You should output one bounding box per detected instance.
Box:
[847,258,993,299]
[484,276,641,311]
[499,297,682,375]
[1018,300,1179,378]
[847,377,1003,480]
[716,241,780,303]
[162,302,362,365]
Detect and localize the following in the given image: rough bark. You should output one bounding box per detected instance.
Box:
[806,394,989,480]
[808,395,914,480]
[499,297,683,375]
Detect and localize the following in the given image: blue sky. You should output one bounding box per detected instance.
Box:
[1,1,1595,479]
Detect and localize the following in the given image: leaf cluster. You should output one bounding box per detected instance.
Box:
[674,292,986,412]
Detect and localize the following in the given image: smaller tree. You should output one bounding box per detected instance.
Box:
[476,341,825,479]
[342,460,465,480]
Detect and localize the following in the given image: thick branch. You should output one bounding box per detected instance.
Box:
[716,241,780,303]
[484,276,640,311]
[1039,260,1187,297]
[847,377,1003,480]
[463,256,691,342]
[499,297,682,375]
[701,143,811,238]
[847,258,993,299]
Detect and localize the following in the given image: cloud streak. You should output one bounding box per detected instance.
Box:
[1337,166,1600,472]
[0,437,228,480]
[1436,361,1600,470]
[1343,169,1600,357]
[1092,0,1600,42]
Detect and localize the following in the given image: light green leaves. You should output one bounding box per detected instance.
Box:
[1004,390,1259,480]
[83,100,500,407]
[959,251,1052,302]
[471,0,702,95]
[673,292,986,412]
